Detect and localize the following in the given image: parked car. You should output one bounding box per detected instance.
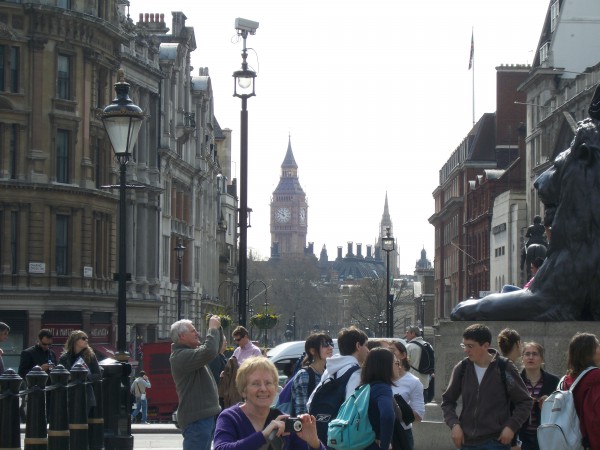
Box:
[267,340,339,384]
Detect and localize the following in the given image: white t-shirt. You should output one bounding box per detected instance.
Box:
[391,372,425,429]
[474,364,487,384]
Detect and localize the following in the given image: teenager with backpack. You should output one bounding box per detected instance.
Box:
[560,332,600,450]
[441,324,533,450]
[307,326,369,446]
[292,333,334,415]
[359,347,396,450]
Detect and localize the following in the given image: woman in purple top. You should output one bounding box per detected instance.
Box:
[213,356,325,450]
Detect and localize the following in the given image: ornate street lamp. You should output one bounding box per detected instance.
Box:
[174,241,186,320]
[381,227,395,337]
[101,68,145,357]
[100,68,145,450]
[233,17,258,328]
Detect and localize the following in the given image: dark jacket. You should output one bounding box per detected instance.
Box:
[365,382,395,450]
[19,344,58,379]
[519,368,560,435]
[441,350,533,446]
[59,350,102,408]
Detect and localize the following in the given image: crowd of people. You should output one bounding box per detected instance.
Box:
[2,316,599,450]
[442,325,600,450]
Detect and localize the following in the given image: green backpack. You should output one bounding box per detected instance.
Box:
[327,384,375,450]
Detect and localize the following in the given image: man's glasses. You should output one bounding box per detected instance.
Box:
[39,342,52,347]
[394,360,401,367]
[460,343,476,349]
[321,340,334,348]
[523,352,540,358]
[234,337,244,342]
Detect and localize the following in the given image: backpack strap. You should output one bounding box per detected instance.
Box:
[306,366,317,397]
[568,366,599,392]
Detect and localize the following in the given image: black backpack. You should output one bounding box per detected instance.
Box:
[409,340,435,375]
[309,364,360,446]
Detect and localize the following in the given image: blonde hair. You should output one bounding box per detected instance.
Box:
[61,330,95,363]
[235,356,277,396]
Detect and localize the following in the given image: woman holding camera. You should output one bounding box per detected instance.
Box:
[213,356,325,450]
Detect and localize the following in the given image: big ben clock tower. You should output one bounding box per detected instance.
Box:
[270,137,308,259]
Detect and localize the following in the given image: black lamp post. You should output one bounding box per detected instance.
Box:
[175,241,185,320]
[381,226,395,337]
[101,69,145,357]
[100,68,145,450]
[233,18,258,328]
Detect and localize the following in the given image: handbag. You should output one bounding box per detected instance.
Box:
[394,394,415,425]
[391,396,411,450]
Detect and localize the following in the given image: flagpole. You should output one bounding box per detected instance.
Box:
[471,28,475,125]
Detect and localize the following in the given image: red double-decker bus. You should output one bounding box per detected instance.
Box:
[142,341,177,422]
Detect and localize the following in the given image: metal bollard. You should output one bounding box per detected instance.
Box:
[0,368,22,450]
[48,365,70,450]
[88,376,104,450]
[24,366,49,450]
[69,363,89,450]
[100,358,133,450]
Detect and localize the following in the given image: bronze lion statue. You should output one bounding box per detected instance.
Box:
[452,85,600,321]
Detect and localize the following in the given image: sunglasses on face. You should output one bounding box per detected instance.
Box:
[78,336,88,341]
[321,340,334,348]
[39,342,52,347]
[234,336,244,342]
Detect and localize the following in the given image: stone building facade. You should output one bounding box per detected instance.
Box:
[0,2,234,367]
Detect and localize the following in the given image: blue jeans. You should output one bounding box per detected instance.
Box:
[461,439,510,450]
[183,416,215,450]
[131,397,147,423]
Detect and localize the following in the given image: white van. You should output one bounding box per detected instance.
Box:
[267,340,339,384]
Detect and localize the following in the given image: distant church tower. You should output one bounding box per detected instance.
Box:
[270,137,308,258]
[378,192,399,278]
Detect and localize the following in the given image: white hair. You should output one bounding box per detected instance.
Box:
[170,319,193,343]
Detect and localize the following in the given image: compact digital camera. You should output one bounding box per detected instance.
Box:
[284,417,303,433]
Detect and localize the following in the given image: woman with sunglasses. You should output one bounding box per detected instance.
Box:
[518,342,559,450]
[292,333,334,415]
[59,330,101,413]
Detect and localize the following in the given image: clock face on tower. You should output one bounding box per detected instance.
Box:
[299,208,306,224]
[275,207,291,223]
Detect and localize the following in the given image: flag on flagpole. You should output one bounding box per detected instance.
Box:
[468,31,474,70]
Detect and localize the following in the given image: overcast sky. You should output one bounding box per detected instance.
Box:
[130,0,548,273]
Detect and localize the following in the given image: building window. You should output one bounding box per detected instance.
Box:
[56,214,69,276]
[0,45,20,93]
[57,54,71,100]
[57,0,71,9]
[10,211,18,274]
[550,0,559,32]
[56,129,70,183]
[194,246,200,282]
[9,124,17,179]
[162,236,170,277]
